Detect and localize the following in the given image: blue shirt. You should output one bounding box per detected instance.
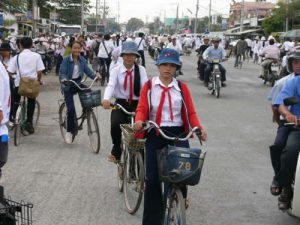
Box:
[203,46,226,60]
[275,75,300,118]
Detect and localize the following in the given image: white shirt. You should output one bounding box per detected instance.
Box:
[7,49,45,87]
[103,64,148,100]
[149,76,183,127]
[135,37,146,51]
[281,41,294,52]
[167,42,182,53]
[97,40,115,58]
[0,62,11,136]
[245,38,252,47]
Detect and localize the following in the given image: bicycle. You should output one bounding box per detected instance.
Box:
[58,77,101,154]
[13,97,40,146]
[142,120,206,225]
[99,59,108,86]
[111,103,145,214]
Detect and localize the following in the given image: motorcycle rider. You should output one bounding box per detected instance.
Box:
[259,38,280,79]
[149,35,160,58]
[234,36,247,67]
[202,36,227,87]
[196,35,210,80]
[273,50,300,210]
[167,35,183,75]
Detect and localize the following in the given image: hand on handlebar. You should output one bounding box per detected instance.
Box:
[286,113,299,126]
[198,128,207,141]
[61,79,69,85]
[101,100,111,109]
[133,121,144,131]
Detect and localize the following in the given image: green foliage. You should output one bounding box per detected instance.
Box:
[126,18,144,32]
[4,19,16,26]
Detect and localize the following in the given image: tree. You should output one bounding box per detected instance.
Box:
[126,18,144,32]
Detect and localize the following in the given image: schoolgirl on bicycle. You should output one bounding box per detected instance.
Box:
[101,41,148,163]
[133,48,207,225]
[59,41,97,144]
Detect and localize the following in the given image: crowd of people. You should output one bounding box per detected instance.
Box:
[1,30,300,223]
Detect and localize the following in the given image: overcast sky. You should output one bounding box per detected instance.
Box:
[90,0,277,23]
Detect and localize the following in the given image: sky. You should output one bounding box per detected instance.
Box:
[90,0,277,23]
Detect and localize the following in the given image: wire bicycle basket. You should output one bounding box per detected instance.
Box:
[120,124,145,150]
[0,197,33,225]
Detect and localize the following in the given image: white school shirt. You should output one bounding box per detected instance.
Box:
[97,40,115,58]
[149,76,183,127]
[7,49,45,87]
[167,42,182,53]
[103,64,148,101]
[0,62,11,136]
[135,37,146,51]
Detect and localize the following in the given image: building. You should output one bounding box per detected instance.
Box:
[229,1,275,28]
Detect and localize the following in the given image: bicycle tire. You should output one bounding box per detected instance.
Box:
[58,102,67,142]
[124,151,144,214]
[14,106,23,146]
[87,110,100,154]
[164,189,186,225]
[118,140,126,192]
[100,66,106,86]
[33,100,40,129]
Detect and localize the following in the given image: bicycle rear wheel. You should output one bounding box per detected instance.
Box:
[58,102,67,142]
[33,100,40,129]
[87,110,100,154]
[124,150,144,214]
[164,189,186,225]
[117,141,126,192]
[14,106,23,146]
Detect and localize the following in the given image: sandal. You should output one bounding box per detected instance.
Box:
[107,154,119,164]
[270,179,282,196]
[278,188,292,211]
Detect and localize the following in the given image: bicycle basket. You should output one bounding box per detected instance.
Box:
[157,145,206,186]
[0,197,33,225]
[79,90,101,109]
[120,124,145,150]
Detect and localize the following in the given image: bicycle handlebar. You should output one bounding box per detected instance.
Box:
[111,103,136,116]
[142,120,202,143]
[61,77,98,91]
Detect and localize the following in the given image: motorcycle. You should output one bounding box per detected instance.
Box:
[184,45,192,56]
[153,47,160,61]
[262,59,279,87]
[207,59,226,98]
[282,97,300,217]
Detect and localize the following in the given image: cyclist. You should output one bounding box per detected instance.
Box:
[97,34,114,83]
[7,37,44,134]
[101,41,148,163]
[203,36,227,87]
[133,48,207,225]
[167,35,184,75]
[135,32,147,67]
[0,60,10,178]
[59,41,97,144]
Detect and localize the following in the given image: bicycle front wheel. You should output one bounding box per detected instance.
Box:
[33,100,40,129]
[164,189,186,225]
[87,110,100,154]
[124,150,144,214]
[14,106,23,146]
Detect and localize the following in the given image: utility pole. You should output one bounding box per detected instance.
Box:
[240,0,244,32]
[286,0,289,32]
[96,0,98,32]
[32,0,37,38]
[175,4,179,33]
[81,0,84,34]
[117,0,120,24]
[208,0,211,31]
[194,0,199,33]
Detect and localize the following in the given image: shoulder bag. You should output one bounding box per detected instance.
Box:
[17,54,40,98]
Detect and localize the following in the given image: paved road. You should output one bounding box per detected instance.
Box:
[3,52,300,225]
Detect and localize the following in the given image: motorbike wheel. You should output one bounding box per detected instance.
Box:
[215,77,221,98]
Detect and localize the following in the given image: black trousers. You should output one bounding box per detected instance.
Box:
[99,57,112,80]
[0,139,8,169]
[110,99,138,159]
[10,87,36,124]
[270,122,292,175]
[138,50,146,67]
[56,55,63,75]
[275,129,300,188]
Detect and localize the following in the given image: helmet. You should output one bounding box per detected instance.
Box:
[255,36,260,40]
[212,36,221,42]
[261,36,266,41]
[203,35,210,40]
[287,46,300,73]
